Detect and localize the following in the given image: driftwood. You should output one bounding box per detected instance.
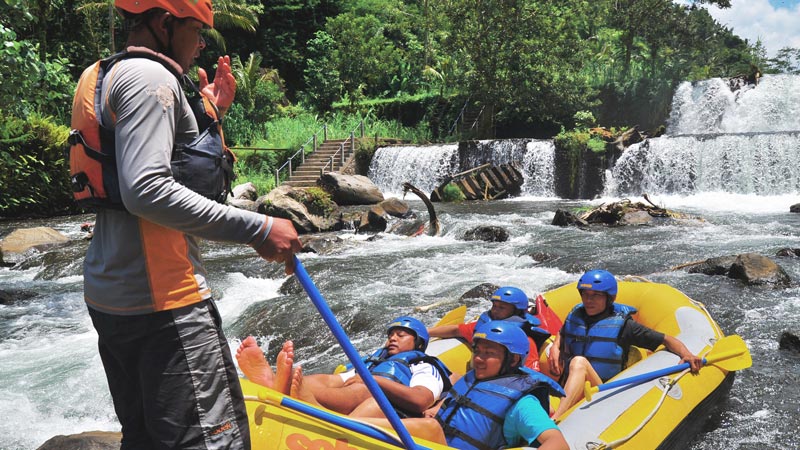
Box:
[578,198,693,224]
[402,182,440,236]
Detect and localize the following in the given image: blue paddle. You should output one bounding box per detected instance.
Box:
[584,334,751,401]
[254,387,406,447]
[292,255,425,450]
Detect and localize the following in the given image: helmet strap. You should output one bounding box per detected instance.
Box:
[143,12,175,58]
[499,349,516,376]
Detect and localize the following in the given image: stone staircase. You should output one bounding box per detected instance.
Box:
[281,139,354,188]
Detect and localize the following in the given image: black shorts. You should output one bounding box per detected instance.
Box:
[89,299,250,450]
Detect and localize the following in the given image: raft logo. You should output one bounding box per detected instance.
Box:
[209,421,233,435]
[286,433,358,450]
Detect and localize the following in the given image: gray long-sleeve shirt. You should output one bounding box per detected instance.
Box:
[83,56,270,315]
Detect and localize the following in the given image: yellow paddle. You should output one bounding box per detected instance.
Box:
[584,334,752,401]
[434,305,467,327]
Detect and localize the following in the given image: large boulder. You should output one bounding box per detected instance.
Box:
[1,227,68,254]
[460,283,499,301]
[37,431,121,450]
[317,173,384,205]
[728,253,791,287]
[231,182,258,201]
[687,256,739,276]
[259,186,340,233]
[553,199,703,228]
[790,203,800,213]
[357,205,388,233]
[378,197,413,218]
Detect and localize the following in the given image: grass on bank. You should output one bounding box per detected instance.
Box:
[232,110,429,195]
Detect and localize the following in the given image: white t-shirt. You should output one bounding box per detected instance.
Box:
[339,360,446,400]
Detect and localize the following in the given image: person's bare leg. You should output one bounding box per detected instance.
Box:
[552,356,601,421]
[360,417,447,444]
[350,397,384,418]
[274,340,294,394]
[290,366,324,407]
[298,372,372,414]
[236,336,275,388]
[315,382,372,414]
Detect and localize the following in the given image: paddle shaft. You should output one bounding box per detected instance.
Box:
[293,256,424,450]
[277,394,406,447]
[596,348,743,393]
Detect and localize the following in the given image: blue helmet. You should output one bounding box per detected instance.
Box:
[473,320,529,366]
[577,269,618,299]
[490,286,529,311]
[386,316,429,351]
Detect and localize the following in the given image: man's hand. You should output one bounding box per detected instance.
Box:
[199,55,236,116]
[343,375,365,387]
[663,335,703,373]
[254,217,303,274]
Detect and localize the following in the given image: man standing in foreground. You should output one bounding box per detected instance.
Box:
[70,1,302,448]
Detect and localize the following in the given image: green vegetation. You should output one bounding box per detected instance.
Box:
[440,183,466,203]
[292,187,336,217]
[2,0,799,217]
[0,113,73,218]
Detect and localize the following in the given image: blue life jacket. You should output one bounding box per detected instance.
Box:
[561,303,637,381]
[436,368,565,450]
[345,348,452,417]
[363,349,451,387]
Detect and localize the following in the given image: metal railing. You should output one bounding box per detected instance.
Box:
[274,124,328,187]
[447,98,487,138]
[319,121,364,176]
[447,98,470,136]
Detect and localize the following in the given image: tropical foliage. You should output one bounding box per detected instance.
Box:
[1,0,798,217]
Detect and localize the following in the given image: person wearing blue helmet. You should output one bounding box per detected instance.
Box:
[548,270,703,420]
[237,316,451,419]
[428,286,552,371]
[354,321,568,449]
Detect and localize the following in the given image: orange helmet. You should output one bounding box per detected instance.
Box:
[115,0,213,28]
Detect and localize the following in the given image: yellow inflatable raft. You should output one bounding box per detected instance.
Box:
[242,279,744,450]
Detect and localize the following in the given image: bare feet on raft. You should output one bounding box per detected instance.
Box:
[274,340,294,394]
[236,337,295,394]
[290,366,322,407]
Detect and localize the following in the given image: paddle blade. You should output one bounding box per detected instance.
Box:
[435,305,467,327]
[705,335,752,371]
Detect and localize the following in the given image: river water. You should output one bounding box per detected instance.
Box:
[2,75,799,450]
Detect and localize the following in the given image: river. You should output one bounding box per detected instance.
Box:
[1,75,799,449]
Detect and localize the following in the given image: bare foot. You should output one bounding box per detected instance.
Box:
[274,340,294,394]
[290,366,322,407]
[236,336,275,388]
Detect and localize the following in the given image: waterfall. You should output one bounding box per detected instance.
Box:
[609,133,800,195]
[669,75,800,134]
[368,144,459,194]
[368,140,556,197]
[610,74,800,196]
[521,140,556,196]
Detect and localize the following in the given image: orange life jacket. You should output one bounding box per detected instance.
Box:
[68,46,235,210]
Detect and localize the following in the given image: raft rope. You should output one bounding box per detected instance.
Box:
[587,345,712,450]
